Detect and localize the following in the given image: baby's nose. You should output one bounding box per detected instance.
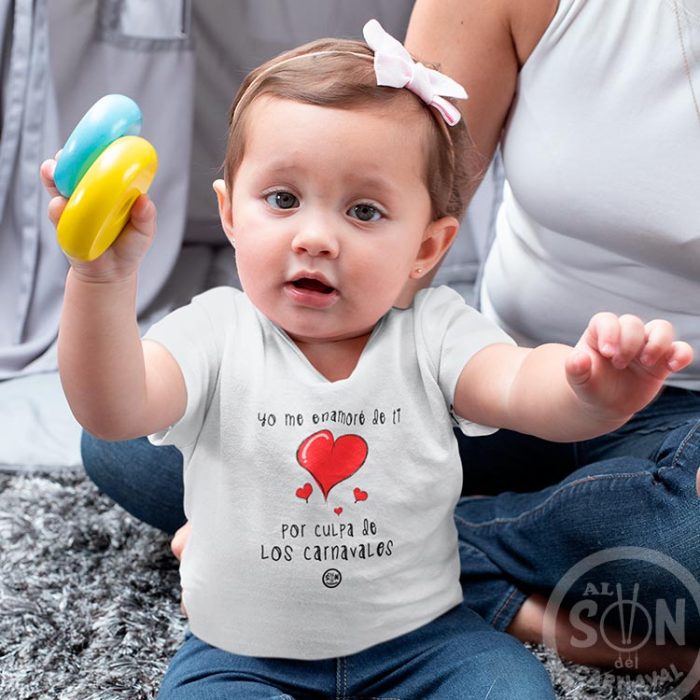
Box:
[291,222,339,258]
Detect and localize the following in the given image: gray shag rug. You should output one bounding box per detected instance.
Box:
[0,471,683,699]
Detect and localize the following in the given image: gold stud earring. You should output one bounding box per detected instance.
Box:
[415,267,423,275]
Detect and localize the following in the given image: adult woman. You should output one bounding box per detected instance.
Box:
[406,0,700,674]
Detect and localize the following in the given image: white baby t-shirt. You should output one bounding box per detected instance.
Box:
[146,285,513,659]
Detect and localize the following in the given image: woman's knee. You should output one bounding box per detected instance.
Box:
[80,430,120,490]
[81,431,135,488]
[80,430,104,472]
[80,431,186,532]
[658,419,700,475]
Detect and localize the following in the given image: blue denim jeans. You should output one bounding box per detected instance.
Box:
[82,431,186,534]
[156,606,554,699]
[453,386,700,642]
[82,387,700,642]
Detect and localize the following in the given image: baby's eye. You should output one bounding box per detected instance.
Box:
[265,191,299,210]
[348,203,382,222]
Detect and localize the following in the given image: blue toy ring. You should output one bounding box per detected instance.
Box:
[53,94,142,198]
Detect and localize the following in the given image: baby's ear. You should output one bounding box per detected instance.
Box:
[213,179,235,244]
[410,216,459,279]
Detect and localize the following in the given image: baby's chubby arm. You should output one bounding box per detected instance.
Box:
[41,158,186,440]
[454,313,693,441]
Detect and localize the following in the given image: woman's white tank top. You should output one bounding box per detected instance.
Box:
[481,0,700,388]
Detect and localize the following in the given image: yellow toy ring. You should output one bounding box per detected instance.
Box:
[56,136,158,261]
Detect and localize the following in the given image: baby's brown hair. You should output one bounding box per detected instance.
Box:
[223,37,478,222]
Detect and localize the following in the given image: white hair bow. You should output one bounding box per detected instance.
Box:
[363,19,467,126]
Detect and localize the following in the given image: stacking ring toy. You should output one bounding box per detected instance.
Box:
[55,94,158,261]
[54,94,142,197]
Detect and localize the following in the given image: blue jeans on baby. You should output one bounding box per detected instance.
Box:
[156,606,554,699]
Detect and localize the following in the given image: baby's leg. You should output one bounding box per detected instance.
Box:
[159,610,554,699]
[349,604,555,700]
[157,632,333,699]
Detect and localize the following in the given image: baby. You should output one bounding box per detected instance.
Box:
[43,20,691,699]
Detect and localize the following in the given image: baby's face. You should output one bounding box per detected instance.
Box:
[218,96,434,346]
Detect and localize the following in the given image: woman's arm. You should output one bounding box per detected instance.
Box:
[405,0,557,166]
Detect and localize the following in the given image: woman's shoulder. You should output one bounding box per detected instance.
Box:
[506,0,560,67]
[406,0,558,162]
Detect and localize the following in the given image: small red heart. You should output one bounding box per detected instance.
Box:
[353,488,368,503]
[334,507,343,516]
[296,483,313,502]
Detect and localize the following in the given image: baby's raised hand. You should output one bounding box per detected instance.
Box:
[40,156,156,283]
[566,312,693,420]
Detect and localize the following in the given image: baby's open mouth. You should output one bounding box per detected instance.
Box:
[291,278,335,294]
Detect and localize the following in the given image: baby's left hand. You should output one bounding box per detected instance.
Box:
[566,313,694,419]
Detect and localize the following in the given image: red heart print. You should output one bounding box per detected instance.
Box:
[334,507,343,516]
[296,430,368,501]
[353,488,368,503]
[296,483,313,502]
